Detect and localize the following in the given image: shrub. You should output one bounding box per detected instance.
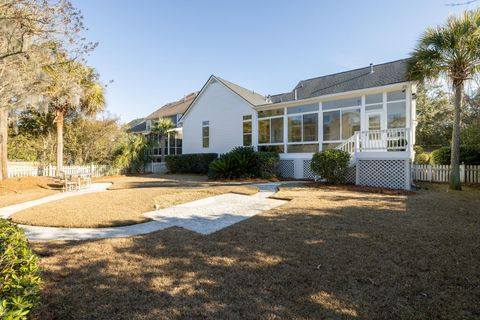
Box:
[310,149,350,184]
[431,145,480,165]
[208,147,257,179]
[254,152,280,179]
[0,219,41,320]
[165,153,218,174]
[413,145,424,155]
[415,153,431,164]
[208,147,280,180]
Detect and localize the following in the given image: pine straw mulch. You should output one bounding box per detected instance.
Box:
[31,184,480,320]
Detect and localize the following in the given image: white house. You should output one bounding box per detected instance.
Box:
[179,59,416,190]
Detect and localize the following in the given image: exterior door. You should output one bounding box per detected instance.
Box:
[365,111,384,150]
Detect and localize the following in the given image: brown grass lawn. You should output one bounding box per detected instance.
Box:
[31,184,480,320]
[10,185,258,228]
[0,176,61,208]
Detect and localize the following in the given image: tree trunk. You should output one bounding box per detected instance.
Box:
[450,81,463,191]
[160,134,166,163]
[0,107,8,180]
[55,110,64,174]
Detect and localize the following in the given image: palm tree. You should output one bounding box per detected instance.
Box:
[45,56,105,173]
[408,9,480,190]
[151,118,175,163]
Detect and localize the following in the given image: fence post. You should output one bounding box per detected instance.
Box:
[90,163,94,176]
[460,163,465,183]
[428,165,432,182]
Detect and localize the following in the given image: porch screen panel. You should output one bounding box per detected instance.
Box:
[288,115,302,142]
[258,119,270,144]
[323,111,340,141]
[303,113,318,142]
[341,109,360,139]
[271,118,284,143]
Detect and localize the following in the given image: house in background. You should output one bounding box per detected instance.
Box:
[179,59,416,190]
[128,92,197,162]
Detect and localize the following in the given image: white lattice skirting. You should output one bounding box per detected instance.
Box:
[278,160,295,178]
[357,159,410,190]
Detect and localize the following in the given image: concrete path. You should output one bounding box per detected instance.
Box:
[0,183,112,219]
[2,182,294,241]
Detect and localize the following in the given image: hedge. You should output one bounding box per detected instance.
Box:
[208,147,279,180]
[0,219,41,320]
[165,153,218,174]
[431,145,480,165]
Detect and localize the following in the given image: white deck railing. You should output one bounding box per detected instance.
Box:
[337,127,411,153]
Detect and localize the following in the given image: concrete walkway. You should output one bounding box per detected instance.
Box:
[0,183,112,219]
[1,182,294,241]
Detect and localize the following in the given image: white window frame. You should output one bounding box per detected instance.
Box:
[322,105,361,144]
[202,121,209,148]
[286,111,319,145]
[242,115,253,146]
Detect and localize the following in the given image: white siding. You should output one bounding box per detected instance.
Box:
[182,80,254,154]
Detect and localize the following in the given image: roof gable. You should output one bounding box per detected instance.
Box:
[180,75,265,121]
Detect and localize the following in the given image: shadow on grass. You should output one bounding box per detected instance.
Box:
[31,187,480,320]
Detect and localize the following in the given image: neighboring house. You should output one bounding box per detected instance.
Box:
[129,92,197,162]
[179,59,416,189]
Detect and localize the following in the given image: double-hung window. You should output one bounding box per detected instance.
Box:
[202,121,209,148]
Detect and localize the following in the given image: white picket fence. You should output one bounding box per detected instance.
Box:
[412,164,480,183]
[7,163,117,178]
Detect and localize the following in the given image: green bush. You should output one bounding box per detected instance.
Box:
[165,153,218,174]
[254,152,280,179]
[310,149,350,184]
[431,145,480,165]
[413,145,424,155]
[0,219,41,320]
[208,147,279,180]
[208,147,257,179]
[415,153,431,164]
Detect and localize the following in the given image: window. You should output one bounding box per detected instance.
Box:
[387,90,406,129]
[258,119,270,143]
[287,144,318,153]
[202,121,209,148]
[365,93,383,111]
[243,115,252,146]
[341,109,360,139]
[258,108,284,118]
[271,118,284,143]
[258,115,284,144]
[323,111,340,141]
[288,115,302,142]
[167,132,182,155]
[323,96,361,110]
[303,114,318,141]
[288,113,318,142]
[323,108,359,141]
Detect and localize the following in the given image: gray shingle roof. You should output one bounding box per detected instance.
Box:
[270,59,409,103]
[216,76,267,106]
[127,120,147,133]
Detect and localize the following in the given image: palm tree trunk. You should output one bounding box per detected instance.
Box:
[450,81,463,191]
[55,110,64,174]
[160,135,166,163]
[0,107,8,180]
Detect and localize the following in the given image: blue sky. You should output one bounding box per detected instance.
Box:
[72,0,477,123]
